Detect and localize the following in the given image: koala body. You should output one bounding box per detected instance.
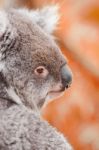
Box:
[0,6,73,150]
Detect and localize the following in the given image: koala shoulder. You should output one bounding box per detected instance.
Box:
[0,105,73,150]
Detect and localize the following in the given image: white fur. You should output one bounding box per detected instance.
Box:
[18,5,59,34]
[0,53,2,61]
[6,87,22,105]
[0,11,8,35]
[0,62,5,72]
[0,11,8,66]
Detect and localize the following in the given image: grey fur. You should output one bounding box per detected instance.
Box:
[0,7,73,150]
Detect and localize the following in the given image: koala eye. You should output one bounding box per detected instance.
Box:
[34,66,49,78]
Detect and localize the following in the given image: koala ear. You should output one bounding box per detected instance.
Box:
[17,5,59,34]
[31,5,60,34]
[27,5,60,34]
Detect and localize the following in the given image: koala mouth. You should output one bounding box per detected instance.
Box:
[48,85,69,95]
[48,88,65,98]
[37,88,65,109]
[42,89,65,109]
[47,87,65,100]
[49,88,65,94]
[42,86,71,108]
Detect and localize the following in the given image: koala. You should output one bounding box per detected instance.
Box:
[0,5,73,150]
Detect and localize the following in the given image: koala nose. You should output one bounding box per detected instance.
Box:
[61,65,72,89]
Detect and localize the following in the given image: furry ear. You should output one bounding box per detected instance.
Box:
[31,5,60,34]
[18,5,60,34]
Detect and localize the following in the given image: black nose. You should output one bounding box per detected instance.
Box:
[61,65,72,89]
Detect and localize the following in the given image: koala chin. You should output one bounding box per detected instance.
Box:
[0,5,73,150]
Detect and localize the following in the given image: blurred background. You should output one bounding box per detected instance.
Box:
[1,0,99,150]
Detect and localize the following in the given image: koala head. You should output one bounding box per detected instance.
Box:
[0,6,72,109]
